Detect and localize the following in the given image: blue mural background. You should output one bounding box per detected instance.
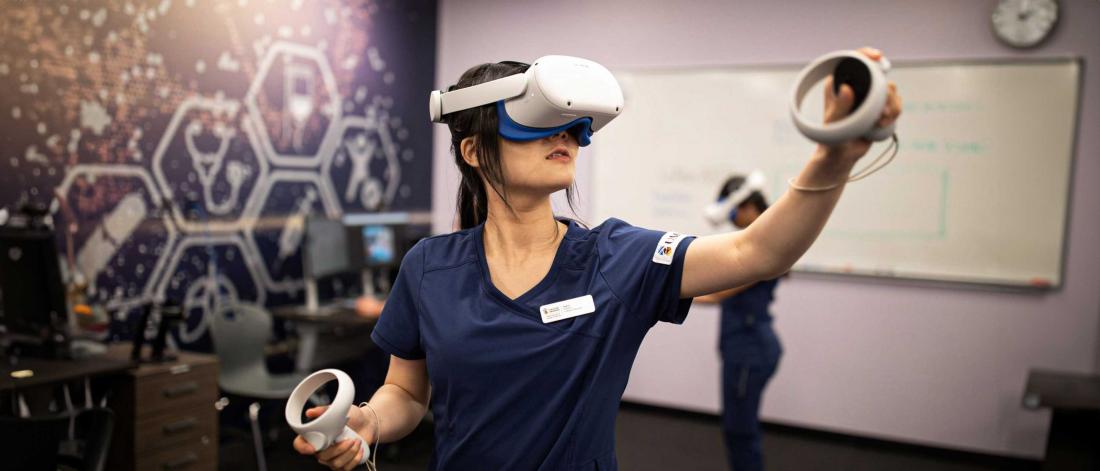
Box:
[0,0,436,347]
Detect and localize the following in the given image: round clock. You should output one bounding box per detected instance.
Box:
[992,0,1060,48]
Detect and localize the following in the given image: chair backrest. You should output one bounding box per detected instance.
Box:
[0,413,65,470]
[208,303,272,381]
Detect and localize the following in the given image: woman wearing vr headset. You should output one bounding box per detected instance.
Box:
[696,173,784,471]
[295,48,901,471]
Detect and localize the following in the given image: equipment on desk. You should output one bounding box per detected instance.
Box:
[302,216,359,313]
[302,216,411,313]
[129,300,184,363]
[286,368,376,468]
[0,204,73,359]
[347,221,410,296]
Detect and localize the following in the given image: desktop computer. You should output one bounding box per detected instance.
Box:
[302,216,356,313]
[301,216,413,313]
[0,223,72,359]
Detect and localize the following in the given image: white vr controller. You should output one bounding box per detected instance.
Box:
[285,369,370,465]
[790,50,895,146]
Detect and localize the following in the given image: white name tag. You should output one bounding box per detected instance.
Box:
[539,295,596,324]
[652,232,687,265]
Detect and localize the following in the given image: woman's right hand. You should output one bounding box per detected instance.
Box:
[292,405,369,471]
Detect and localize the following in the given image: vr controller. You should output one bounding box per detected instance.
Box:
[790,50,895,145]
[285,369,370,465]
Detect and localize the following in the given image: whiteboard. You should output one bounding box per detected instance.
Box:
[591,59,1079,288]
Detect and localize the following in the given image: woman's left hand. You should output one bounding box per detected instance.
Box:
[819,47,903,166]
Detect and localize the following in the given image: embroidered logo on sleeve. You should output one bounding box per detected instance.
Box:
[652,232,686,265]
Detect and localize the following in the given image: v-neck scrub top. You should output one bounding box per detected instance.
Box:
[371,218,696,470]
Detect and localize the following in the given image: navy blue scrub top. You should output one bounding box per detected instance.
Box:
[371,218,696,470]
[720,279,778,329]
[718,278,779,357]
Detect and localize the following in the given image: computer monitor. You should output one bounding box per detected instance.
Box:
[0,225,70,357]
[357,224,401,268]
[302,216,361,312]
[303,216,354,279]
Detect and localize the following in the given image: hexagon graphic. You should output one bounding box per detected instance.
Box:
[154,234,266,344]
[322,111,403,212]
[55,165,179,310]
[245,41,342,168]
[242,170,340,293]
[152,96,269,233]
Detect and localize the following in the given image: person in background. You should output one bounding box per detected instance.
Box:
[696,172,784,471]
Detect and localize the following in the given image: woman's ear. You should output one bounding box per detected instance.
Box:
[460,136,479,168]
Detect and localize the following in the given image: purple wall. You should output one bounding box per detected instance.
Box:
[432,0,1100,458]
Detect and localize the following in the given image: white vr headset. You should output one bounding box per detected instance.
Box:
[790,50,895,145]
[704,170,767,226]
[429,55,624,146]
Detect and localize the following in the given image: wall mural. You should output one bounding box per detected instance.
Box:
[0,0,436,346]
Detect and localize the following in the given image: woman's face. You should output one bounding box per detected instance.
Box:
[733,202,761,229]
[496,131,579,195]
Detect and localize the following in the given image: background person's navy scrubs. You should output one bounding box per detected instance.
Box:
[371,218,695,470]
[718,278,782,471]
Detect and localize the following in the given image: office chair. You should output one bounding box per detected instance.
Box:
[0,406,114,471]
[208,303,308,471]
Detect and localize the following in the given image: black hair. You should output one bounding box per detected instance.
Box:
[716,175,768,215]
[442,61,581,230]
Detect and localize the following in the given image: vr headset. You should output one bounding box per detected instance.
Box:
[704,170,767,226]
[429,55,624,146]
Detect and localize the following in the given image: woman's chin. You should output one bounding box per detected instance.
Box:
[530,180,573,196]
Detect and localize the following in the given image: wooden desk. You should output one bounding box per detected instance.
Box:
[1,345,219,470]
[104,345,219,471]
[1024,369,1100,471]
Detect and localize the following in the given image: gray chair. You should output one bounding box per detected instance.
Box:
[208,303,308,471]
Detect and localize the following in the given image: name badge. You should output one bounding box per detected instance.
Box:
[539,295,596,324]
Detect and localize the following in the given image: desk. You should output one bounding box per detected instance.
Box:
[1,345,219,470]
[0,352,133,393]
[1023,369,1100,470]
[103,345,219,471]
[271,304,377,372]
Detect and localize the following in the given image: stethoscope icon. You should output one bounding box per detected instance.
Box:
[184,119,250,216]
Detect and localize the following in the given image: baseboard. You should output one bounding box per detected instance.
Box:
[618,401,1041,469]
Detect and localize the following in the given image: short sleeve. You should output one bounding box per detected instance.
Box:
[371,241,426,359]
[597,218,696,325]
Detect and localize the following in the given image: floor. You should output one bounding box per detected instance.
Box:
[224,402,1041,471]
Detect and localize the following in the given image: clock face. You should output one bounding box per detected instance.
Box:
[992,0,1059,48]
